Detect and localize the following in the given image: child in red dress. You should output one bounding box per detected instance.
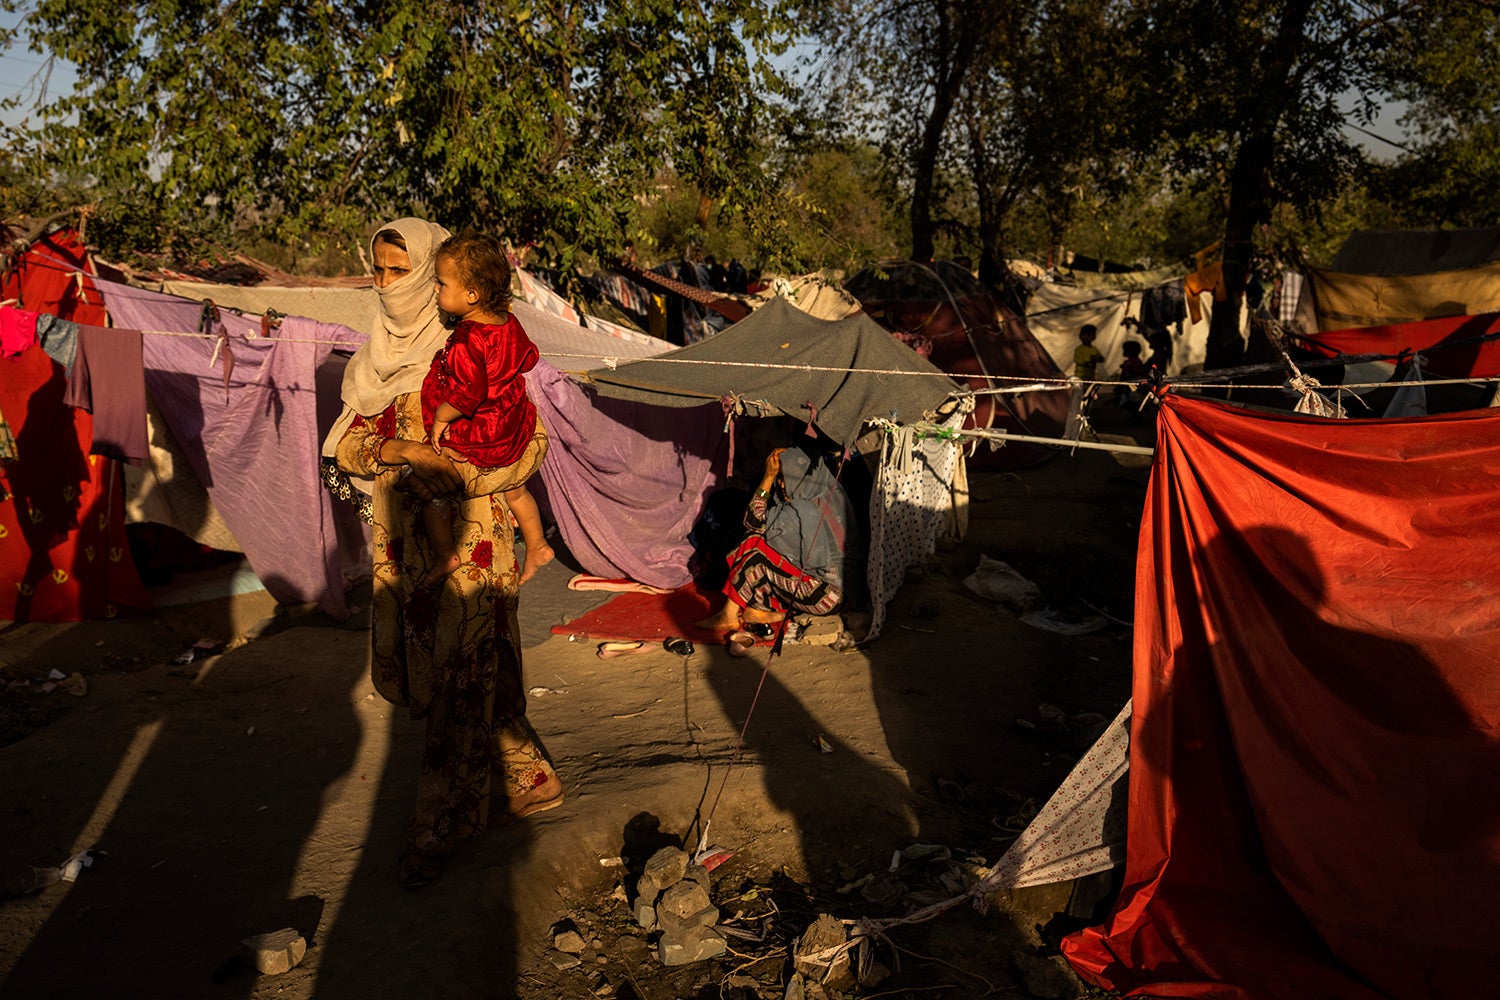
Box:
[419,231,554,586]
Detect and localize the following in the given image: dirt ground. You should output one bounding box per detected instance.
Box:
[0,409,1152,1000]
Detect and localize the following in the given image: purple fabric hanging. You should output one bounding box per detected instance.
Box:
[99,280,358,618]
[525,359,723,588]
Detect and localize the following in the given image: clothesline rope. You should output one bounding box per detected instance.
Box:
[14,253,1500,393]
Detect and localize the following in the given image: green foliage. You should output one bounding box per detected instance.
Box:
[0,0,800,271]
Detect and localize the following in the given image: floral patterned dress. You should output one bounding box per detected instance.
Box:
[336,392,556,857]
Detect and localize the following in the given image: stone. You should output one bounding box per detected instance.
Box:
[792,914,854,990]
[554,929,587,954]
[657,925,727,966]
[1014,951,1085,999]
[641,846,689,891]
[240,928,307,976]
[799,616,844,646]
[547,949,583,970]
[657,880,712,921]
[682,863,712,891]
[631,894,658,931]
[615,935,651,963]
[657,904,719,935]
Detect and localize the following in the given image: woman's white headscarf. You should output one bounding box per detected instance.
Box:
[321,217,452,460]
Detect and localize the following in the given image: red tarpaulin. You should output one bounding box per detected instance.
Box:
[1063,393,1500,999]
[0,229,148,621]
[1297,311,1500,379]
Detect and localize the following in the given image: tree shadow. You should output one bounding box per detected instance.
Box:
[0,573,361,999]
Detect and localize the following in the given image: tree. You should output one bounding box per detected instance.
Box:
[1121,0,1500,371]
[0,0,799,268]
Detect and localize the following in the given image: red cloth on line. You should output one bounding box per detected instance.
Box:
[421,316,540,469]
[1296,310,1500,379]
[0,345,150,622]
[1062,393,1500,1000]
[0,230,145,622]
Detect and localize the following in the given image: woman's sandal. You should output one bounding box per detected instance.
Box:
[596,640,649,659]
[397,851,444,890]
[725,630,757,657]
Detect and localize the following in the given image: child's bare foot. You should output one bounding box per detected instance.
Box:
[424,552,461,587]
[518,543,555,585]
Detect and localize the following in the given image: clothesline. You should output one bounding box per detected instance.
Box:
[871,417,1158,457]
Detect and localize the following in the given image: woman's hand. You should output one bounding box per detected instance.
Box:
[757,448,785,496]
[384,438,463,501]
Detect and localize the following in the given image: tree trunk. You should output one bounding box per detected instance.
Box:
[910,4,976,262]
[1205,0,1317,376]
[694,192,713,229]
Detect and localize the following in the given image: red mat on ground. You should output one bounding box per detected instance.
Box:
[551,585,737,646]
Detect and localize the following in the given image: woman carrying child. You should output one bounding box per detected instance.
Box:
[325,218,563,888]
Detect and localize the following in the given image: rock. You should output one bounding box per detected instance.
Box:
[240,928,307,976]
[792,914,854,990]
[547,949,583,970]
[554,929,587,954]
[1014,951,1084,998]
[657,925,726,966]
[657,880,712,921]
[799,616,844,646]
[682,863,712,891]
[615,935,651,964]
[631,893,658,931]
[641,846,689,891]
[656,903,719,935]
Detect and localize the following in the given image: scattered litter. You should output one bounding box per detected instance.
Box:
[663,637,694,656]
[814,734,833,754]
[694,846,736,871]
[528,686,562,698]
[173,650,196,665]
[962,555,1042,612]
[598,856,625,868]
[58,673,87,697]
[47,669,65,681]
[897,624,936,634]
[245,726,256,737]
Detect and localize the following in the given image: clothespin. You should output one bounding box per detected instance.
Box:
[201,299,234,402]
[74,271,91,304]
[257,308,284,340]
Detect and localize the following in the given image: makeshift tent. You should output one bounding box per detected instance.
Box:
[1062,393,1500,999]
[1294,311,1500,381]
[1307,260,1500,331]
[1026,280,1214,379]
[581,296,959,450]
[1330,227,1500,275]
[845,260,1069,469]
[0,230,149,622]
[581,296,967,635]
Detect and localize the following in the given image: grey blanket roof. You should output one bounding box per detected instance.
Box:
[578,297,960,446]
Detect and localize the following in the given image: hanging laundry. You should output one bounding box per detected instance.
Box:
[0,306,39,357]
[35,313,79,372]
[97,279,358,619]
[63,326,149,464]
[0,343,150,622]
[1183,261,1226,324]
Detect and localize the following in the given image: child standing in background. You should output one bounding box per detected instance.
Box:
[418,231,554,586]
[1074,324,1105,381]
